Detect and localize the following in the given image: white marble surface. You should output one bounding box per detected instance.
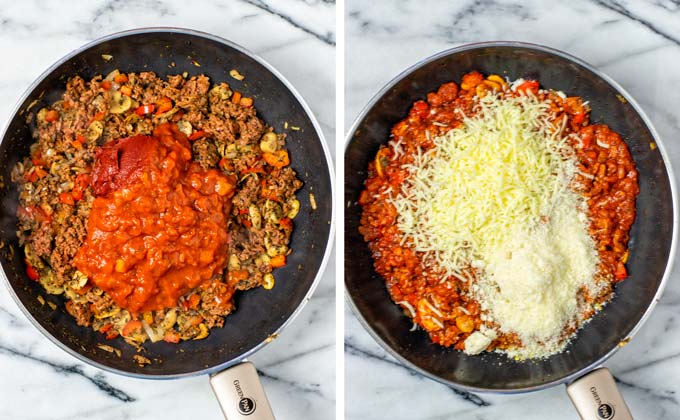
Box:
[0,1,335,419]
[345,1,680,419]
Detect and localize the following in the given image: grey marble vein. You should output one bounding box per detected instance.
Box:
[237,0,335,45]
[0,343,135,402]
[257,368,325,398]
[591,0,680,45]
[614,375,679,406]
[259,342,334,369]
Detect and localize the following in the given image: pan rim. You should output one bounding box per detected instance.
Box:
[0,26,336,380]
[344,40,679,394]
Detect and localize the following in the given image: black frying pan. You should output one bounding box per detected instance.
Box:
[0,28,334,419]
[345,42,677,419]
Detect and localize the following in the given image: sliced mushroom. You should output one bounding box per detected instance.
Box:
[109,91,132,114]
[160,309,177,330]
[249,205,262,229]
[263,273,275,290]
[87,121,104,142]
[263,200,282,224]
[259,132,278,153]
[104,69,120,81]
[287,198,300,219]
[177,120,192,136]
[193,323,209,340]
[210,84,233,100]
[94,306,121,319]
[228,254,241,271]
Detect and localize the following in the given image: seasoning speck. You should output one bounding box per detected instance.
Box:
[229,69,245,81]
[309,192,317,210]
[650,142,657,150]
[101,54,113,62]
[47,301,57,310]
[98,344,122,357]
[616,94,627,104]
[37,295,45,305]
[290,126,301,131]
[133,354,151,366]
[191,60,201,67]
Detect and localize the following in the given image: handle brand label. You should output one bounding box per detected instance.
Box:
[234,379,257,416]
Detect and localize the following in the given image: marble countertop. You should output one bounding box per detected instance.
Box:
[345,1,680,419]
[0,1,335,419]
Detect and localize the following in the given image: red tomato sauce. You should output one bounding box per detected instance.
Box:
[74,123,237,314]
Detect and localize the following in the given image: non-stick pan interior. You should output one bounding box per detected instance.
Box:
[0,29,332,377]
[345,44,674,391]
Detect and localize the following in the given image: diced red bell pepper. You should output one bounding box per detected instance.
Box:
[25,260,39,281]
[188,130,208,141]
[135,104,155,116]
[516,80,540,95]
[614,262,628,282]
[59,192,75,205]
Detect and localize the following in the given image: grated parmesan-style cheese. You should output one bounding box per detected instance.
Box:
[389,92,601,359]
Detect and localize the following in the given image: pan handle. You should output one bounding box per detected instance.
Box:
[565,367,633,420]
[209,361,276,420]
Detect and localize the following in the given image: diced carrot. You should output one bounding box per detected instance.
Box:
[188,293,200,310]
[270,255,286,268]
[113,73,128,84]
[242,219,252,228]
[71,139,83,150]
[263,150,290,168]
[228,270,249,283]
[155,97,173,115]
[231,91,242,104]
[119,85,132,96]
[93,111,107,121]
[239,97,253,107]
[101,81,112,90]
[45,110,59,123]
[163,330,181,343]
[122,320,142,337]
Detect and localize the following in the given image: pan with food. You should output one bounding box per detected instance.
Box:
[0,28,334,420]
[345,42,676,419]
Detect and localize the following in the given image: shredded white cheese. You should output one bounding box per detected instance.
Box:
[389,92,601,358]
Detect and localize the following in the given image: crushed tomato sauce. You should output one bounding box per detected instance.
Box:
[74,123,237,314]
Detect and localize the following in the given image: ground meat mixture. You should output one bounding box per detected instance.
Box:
[12,70,303,347]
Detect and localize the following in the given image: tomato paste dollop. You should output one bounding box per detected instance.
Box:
[74,123,237,314]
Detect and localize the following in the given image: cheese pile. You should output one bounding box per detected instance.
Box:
[389,92,601,359]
